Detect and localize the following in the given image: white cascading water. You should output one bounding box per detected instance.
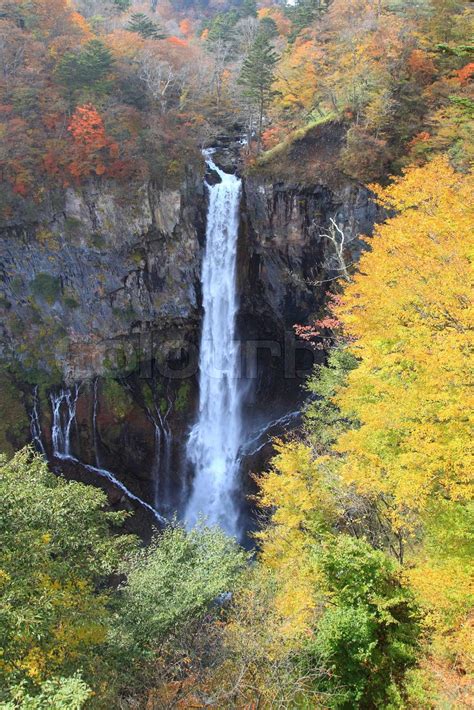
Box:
[185,152,243,537]
[147,398,172,511]
[50,386,80,458]
[92,377,101,467]
[241,410,301,458]
[47,385,166,524]
[30,385,46,456]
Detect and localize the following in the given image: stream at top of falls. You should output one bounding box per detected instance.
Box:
[184,151,243,538]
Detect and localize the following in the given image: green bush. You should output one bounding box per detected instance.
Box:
[302,536,421,708]
[113,525,247,658]
[3,674,92,710]
[0,448,133,702]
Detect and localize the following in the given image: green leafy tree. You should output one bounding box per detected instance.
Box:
[0,448,133,703]
[238,33,278,151]
[113,524,246,658]
[3,674,92,710]
[304,346,358,453]
[301,536,421,709]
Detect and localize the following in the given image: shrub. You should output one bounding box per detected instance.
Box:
[0,448,133,702]
[302,536,421,708]
[113,525,247,657]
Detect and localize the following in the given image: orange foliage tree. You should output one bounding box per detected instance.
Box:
[67,104,119,180]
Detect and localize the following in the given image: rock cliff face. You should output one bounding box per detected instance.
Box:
[0,171,206,517]
[237,174,380,416]
[242,178,379,324]
[0,171,206,380]
[0,152,380,527]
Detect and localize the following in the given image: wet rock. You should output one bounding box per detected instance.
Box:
[205,167,222,186]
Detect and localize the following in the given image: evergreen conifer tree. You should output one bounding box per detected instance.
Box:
[126,13,165,39]
[56,40,114,101]
[239,33,278,151]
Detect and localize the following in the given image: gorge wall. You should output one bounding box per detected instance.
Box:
[0,150,380,533]
[239,173,379,410]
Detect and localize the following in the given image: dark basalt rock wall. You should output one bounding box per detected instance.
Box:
[237,173,380,417]
[241,176,379,327]
[0,171,206,379]
[0,170,207,516]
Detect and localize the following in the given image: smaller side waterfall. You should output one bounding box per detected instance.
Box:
[81,461,166,525]
[50,386,80,458]
[241,410,301,458]
[46,384,166,525]
[151,424,172,509]
[30,386,46,455]
[92,377,101,467]
[145,394,172,512]
[120,378,174,513]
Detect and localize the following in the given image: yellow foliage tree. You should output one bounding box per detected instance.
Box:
[272,36,319,118]
[334,156,473,516]
[254,440,335,644]
[332,156,474,672]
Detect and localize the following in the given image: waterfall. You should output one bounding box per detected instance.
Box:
[158,420,172,511]
[30,386,46,455]
[50,386,79,458]
[151,422,172,511]
[48,383,165,525]
[185,152,243,537]
[241,410,301,458]
[81,461,166,525]
[119,377,173,512]
[146,395,172,512]
[92,377,101,467]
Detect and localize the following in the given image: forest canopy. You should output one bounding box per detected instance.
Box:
[0,0,472,707]
[0,0,472,217]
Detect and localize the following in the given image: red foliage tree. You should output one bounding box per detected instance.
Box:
[456,62,474,85]
[66,104,119,181]
[294,293,345,349]
[407,49,437,85]
[166,36,188,47]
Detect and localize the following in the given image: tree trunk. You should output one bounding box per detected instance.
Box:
[257,91,264,153]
